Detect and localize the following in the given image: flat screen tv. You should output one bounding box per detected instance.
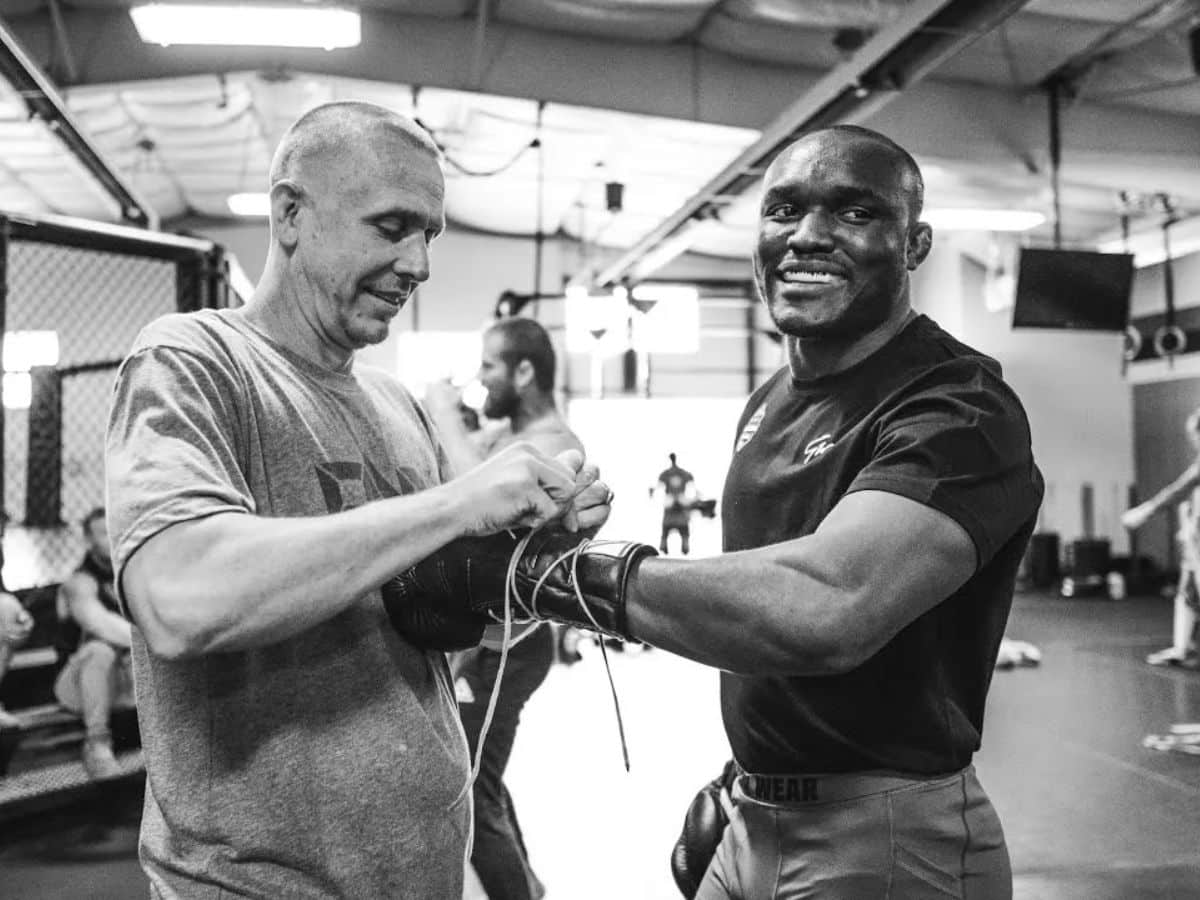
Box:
[1011,248,1135,332]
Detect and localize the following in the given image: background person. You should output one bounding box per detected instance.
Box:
[0,588,33,730]
[1122,406,1200,668]
[53,506,134,779]
[426,316,584,900]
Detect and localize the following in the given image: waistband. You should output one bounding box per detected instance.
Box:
[736,765,969,806]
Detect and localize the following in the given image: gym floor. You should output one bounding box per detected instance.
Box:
[1,590,1198,900]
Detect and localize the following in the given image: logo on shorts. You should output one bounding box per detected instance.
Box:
[735,402,767,453]
[803,433,833,464]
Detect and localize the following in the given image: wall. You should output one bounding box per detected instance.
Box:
[913,237,1135,556]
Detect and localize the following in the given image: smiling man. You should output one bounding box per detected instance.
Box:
[391,125,1044,899]
[104,102,612,899]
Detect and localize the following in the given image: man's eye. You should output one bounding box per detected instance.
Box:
[840,208,872,222]
[764,203,797,218]
[377,221,408,239]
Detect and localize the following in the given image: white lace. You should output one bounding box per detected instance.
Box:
[470,531,631,786]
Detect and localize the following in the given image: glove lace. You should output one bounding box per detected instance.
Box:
[469,530,632,785]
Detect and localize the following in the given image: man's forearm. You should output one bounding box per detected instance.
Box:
[124,484,470,657]
[624,551,852,677]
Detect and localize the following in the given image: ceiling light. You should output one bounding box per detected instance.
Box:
[227,193,270,217]
[130,4,361,50]
[922,209,1045,232]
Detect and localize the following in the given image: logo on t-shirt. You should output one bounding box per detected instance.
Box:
[735,402,767,453]
[803,433,833,464]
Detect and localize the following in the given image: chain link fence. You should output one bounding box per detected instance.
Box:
[0,215,229,590]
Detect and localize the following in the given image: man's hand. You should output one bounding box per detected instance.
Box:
[552,449,612,534]
[1122,504,1153,531]
[423,379,461,418]
[445,442,580,536]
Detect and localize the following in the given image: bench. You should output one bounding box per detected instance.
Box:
[0,584,144,820]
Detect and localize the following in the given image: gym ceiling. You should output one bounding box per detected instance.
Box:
[0,0,1196,283]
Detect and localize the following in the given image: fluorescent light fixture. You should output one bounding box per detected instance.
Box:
[922,209,1045,232]
[3,331,59,372]
[228,193,271,217]
[130,4,361,50]
[3,373,30,410]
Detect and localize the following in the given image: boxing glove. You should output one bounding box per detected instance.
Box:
[379,572,488,652]
[388,529,657,642]
[670,760,737,899]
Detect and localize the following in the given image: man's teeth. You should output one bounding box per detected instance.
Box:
[780,271,841,283]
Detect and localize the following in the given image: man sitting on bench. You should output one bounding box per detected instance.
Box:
[54,507,134,779]
[0,589,34,729]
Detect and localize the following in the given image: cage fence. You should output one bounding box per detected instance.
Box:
[0,215,228,590]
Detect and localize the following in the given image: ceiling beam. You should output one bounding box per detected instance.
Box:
[589,0,1032,287]
[0,16,156,228]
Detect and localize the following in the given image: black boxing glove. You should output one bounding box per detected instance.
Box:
[379,573,488,652]
[388,529,657,642]
[670,760,737,899]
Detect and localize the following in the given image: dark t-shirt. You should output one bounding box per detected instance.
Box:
[720,314,1043,775]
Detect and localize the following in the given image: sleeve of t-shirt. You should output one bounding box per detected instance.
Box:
[846,362,1043,569]
[106,345,255,607]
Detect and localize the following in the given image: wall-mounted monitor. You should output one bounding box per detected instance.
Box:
[1011,248,1135,332]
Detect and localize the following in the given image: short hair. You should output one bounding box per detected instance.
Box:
[81,507,105,532]
[486,317,557,393]
[269,101,439,190]
[792,124,924,222]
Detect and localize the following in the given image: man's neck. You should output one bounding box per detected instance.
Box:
[510,392,561,435]
[240,267,354,373]
[786,304,916,383]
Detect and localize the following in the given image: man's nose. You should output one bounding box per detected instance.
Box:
[786,211,835,252]
[393,233,431,283]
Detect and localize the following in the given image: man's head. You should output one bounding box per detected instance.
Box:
[267,101,445,353]
[669,453,677,466]
[81,507,110,566]
[478,317,556,419]
[752,125,932,340]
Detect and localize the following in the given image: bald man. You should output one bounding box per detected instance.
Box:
[397,126,1043,899]
[105,102,610,899]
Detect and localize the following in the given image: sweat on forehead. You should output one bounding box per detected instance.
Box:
[268,101,438,186]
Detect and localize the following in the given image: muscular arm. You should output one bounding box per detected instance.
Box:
[62,573,132,649]
[124,448,578,660]
[625,490,976,676]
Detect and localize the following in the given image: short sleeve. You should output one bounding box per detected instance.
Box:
[847,362,1043,567]
[105,346,255,596]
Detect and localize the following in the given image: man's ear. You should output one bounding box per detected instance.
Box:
[906,222,933,271]
[513,359,536,390]
[272,180,305,249]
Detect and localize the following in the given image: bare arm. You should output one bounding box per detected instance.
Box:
[62,573,132,649]
[123,445,579,660]
[423,381,487,477]
[1123,460,1200,530]
[625,490,976,676]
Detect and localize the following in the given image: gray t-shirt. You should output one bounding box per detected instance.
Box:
[106,309,470,899]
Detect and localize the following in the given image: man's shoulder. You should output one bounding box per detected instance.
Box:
[131,309,239,358]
